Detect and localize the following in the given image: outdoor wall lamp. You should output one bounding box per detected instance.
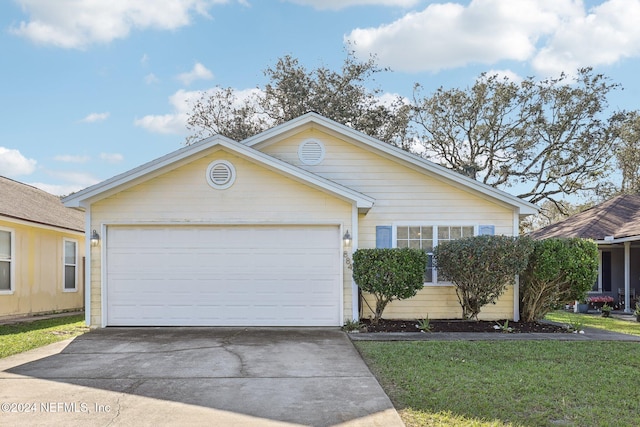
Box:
[343,230,352,247]
[91,229,100,247]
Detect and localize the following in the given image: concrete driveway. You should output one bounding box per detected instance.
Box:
[0,328,402,426]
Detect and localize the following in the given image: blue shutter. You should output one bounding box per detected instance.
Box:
[478,225,495,236]
[376,226,392,248]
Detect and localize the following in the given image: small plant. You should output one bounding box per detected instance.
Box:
[342,319,363,332]
[415,317,431,332]
[566,316,586,334]
[493,320,513,333]
[634,303,640,322]
[601,303,612,317]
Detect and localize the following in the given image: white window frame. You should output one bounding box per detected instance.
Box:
[63,238,78,292]
[0,227,15,294]
[393,223,476,286]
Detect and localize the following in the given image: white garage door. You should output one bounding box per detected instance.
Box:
[106,225,342,326]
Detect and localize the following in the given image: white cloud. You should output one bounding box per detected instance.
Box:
[482,69,523,83]
[144,73,160,84]
[54,154,90,163]
[177,62,214,85]
[29,171,100,196]
[0,147,37,176]
[140,53,150,64]
[346,0,640,75]
[134,87,262,135]
[10,0,229,49]
[100,152,124,163]
[80,112,110,123]
[287,0,419,10]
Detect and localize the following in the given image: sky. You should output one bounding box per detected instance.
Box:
[1,0,639,196]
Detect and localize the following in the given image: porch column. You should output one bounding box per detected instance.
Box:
[624,241,631,313]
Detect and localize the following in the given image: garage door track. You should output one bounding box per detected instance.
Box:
[0,328,402,426]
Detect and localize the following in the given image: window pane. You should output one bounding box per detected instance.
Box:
[451,227,462,239]
[425,255,433,282]
[409,227,421,239]
[409,240,421,249]
[421,226,433,239]
[438,226,450,240]
[397,240,408,248]
[64,241,76,265]
[0,231,10,259]
[462,226,474,237]
[64,266,76,289]
[397,226,408,240]
[0,261,10,290]
[423,239,433,252]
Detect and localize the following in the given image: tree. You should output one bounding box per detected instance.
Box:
[412,68,623,208]
[520,238,598,321]
[433,235,534,320]
[614,111,640,194]
[186,53,412,148]
[352,248,428,323]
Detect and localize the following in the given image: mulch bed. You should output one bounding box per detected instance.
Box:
[360,318,568,333]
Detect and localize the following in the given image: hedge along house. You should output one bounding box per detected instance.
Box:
[63,113,538,328]
[1,176,85,319]
[529,194,640,313]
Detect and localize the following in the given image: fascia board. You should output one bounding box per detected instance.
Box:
[245,113,538,215]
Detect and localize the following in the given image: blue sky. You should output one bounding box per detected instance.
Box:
[1,0,639,196]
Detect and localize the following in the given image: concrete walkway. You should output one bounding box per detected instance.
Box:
[0,328,403,427]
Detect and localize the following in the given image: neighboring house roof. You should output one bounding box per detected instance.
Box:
[244,112,539,216]
[62,134,375,211]
[62,113,537,215]
[0,176,84,232]
[529,194,640,242]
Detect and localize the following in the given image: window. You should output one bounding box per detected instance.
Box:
[0,229,14,293]
[396,225,474,284]
[63,239,78,292]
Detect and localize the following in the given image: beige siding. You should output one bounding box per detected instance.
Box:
[90,149,353,326]
[0,219,85,319]
[261,128,519,320]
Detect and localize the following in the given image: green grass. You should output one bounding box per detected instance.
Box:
[545,310,640,336]
[355,340,640,427]
[0,314,89,359]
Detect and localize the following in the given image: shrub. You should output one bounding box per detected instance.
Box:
[520,238,598,321]
[352,248,428,323]
[433,235,534,320]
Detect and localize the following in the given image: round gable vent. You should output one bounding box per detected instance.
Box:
[298,139,325,165]
[206,160,236,190]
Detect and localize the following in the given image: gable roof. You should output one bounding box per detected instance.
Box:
[529,194,640,242]
[0,176,84,232]
[243,112,538,216]
[62,134,375,211]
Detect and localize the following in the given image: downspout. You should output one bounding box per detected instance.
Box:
[83,206,91,327]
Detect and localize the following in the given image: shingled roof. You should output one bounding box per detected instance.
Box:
[0,176,84,232]
[529,194,640,241]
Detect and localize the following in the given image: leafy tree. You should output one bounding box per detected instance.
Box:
[186,53,412,147]
[520,238,598,321]
[433,235,534,320]
[413,68,623,207]
[614,111,640,194]
[352,248,428,323]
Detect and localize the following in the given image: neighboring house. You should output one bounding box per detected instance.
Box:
[529,194,640,313]
[1,176,85,319]
[63,113,538,328]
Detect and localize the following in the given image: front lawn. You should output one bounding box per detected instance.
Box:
[355,340,640,427]
[545,310,640,336]
[0,314,88,359]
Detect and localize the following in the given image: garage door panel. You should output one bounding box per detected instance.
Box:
[106,225,341,326]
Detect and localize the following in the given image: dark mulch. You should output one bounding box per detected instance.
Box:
[360,318,568,333]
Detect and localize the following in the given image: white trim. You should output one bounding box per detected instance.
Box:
[624,241,631,313]
[350,204,359,322]
[244,113,539,215]
[513,209,520,322]
[62,238,79,293]
[0,215,83,236]
[0,226,15,295]
[84,210,91,326]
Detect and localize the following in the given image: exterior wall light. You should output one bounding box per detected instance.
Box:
[91,229,100,247]
[343,230,352,247]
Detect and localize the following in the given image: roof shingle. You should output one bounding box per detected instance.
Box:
[0,176,84,232]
